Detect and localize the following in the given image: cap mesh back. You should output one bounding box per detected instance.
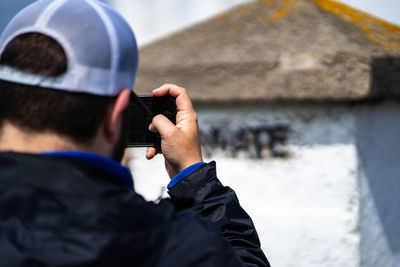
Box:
[99,3,138,73]
[48,0,112,69]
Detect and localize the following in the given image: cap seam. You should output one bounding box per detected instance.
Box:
[86,0,119,95]
[35,0,69,27]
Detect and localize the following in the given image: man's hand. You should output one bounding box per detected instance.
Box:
[146,84,203,178]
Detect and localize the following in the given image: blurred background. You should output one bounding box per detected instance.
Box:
[1,1,400,267]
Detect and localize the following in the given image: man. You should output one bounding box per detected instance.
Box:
[0,0,270,266]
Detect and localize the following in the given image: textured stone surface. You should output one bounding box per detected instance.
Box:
[135,0,400,102]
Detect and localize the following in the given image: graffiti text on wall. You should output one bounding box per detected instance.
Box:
[200,124,291,159]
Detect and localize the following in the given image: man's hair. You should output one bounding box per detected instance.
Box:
[0,33,116,143]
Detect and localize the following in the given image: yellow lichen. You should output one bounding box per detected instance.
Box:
[314,0,400,52]
[263,0,273,6]
[217,13,228,20]
[268,0,296,20]
[234,6,246,15]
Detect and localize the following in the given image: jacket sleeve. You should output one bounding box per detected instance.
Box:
[168,161,270,267]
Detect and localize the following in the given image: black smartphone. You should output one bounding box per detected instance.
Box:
[127,94,177,147]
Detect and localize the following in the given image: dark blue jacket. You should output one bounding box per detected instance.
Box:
[0,152,270,266]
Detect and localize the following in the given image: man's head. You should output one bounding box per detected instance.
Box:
[0,0,138,161]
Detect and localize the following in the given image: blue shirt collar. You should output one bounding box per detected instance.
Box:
[41,151,134,190]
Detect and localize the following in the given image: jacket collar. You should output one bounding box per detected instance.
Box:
[0,152,134,195]
[41,151,134,190]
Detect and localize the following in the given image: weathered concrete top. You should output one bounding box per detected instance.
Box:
[135,0,400,103]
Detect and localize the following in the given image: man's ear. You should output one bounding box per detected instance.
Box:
[104,89,131,143]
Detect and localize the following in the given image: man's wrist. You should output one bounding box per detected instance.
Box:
[167,162,206,190]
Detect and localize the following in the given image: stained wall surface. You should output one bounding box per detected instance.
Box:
[129,103,361,267]
[130,102,400,267]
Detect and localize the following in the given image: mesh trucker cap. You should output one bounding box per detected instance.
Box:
[0,0,138,96]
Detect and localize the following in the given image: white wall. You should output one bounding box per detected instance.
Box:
[129,103,360,267]
[130,101,400,267]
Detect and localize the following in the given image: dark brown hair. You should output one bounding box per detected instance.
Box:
[0,33,116,143]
